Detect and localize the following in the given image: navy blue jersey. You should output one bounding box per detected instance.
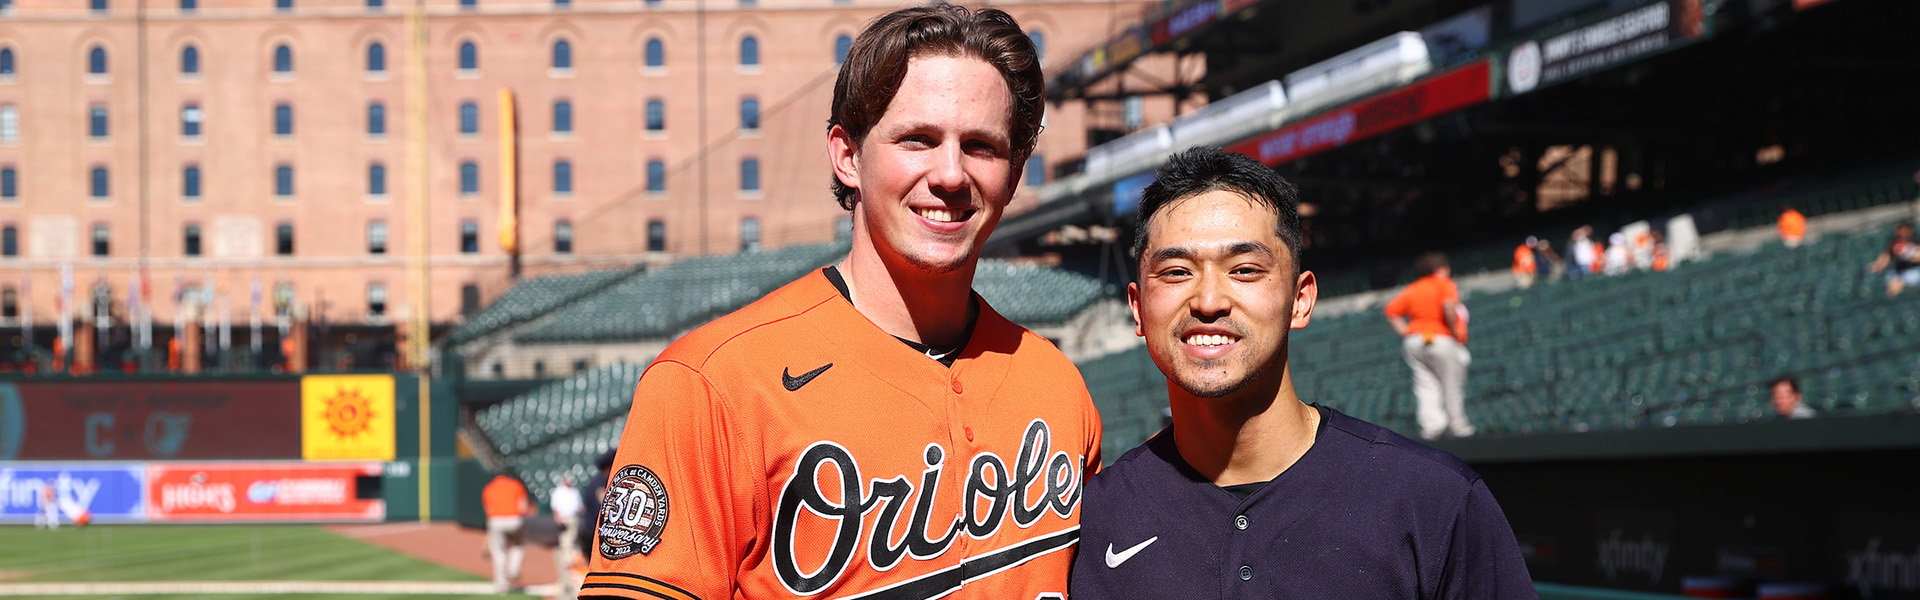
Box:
[1071,405,1537,600]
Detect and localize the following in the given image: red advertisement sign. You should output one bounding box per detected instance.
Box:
[1,381,302,461]
[1228,61,1491,167]
[146,462,385,522]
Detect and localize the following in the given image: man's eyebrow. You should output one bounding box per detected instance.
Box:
[1148,246,1196,265]
[1148,241,1274,265]
[1227,241,1276,260]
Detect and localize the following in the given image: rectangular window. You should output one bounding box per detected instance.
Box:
[89,105,109,139]
[740,158,760,192]
[276,223,294,256]
[275,165,294,197]
[461,284,481,317]
[2,226,17,257]
[183,225,201,257]
[646,160,665,193]
[739,217,760,252]
[367,102,386,137]
[91,167,110,199]
[1,106,18,143]
[367,283,387,318]
[368,163,387,197]
[92,224,110,257]
[553,160,572,194]
[460,220,478,254]
[274,103,293,137]
[647,220,665,252]
[1025,154,1046,187]
[90,0,106,13]
[554,221,573,254]
[372,223,391,255]
[182,165,201,199]
[275,0,291,11]
[2,288,15,319]
[181,105,202,138]
[1,167,15,200]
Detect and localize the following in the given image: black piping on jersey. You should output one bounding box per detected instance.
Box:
[580,572,703,600]
[837,526,1080,600]
[821,266,975,367]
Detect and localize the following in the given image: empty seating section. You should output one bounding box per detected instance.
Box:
[515,242,850,344]
[448,268,640,345]
[476,363,646,456]
[1079,221,1920,449]
[973,260,1109,326]
[509,416,628,506]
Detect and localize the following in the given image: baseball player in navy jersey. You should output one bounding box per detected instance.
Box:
[1070,146,1536,599]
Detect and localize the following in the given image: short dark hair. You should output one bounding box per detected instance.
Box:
[1771,376,1800,393]
[1415,252,1450,277]
[1131,146,1301,271]
[828,3,1045,211]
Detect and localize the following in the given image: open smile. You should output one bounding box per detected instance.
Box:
[913,207,977,223]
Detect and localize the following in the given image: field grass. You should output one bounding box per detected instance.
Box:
[0,525,538,599]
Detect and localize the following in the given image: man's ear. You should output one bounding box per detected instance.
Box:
[1128,282,1144,338]
[1291,270,1317,330]
[828,124,860,192]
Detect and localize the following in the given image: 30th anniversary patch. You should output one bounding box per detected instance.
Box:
[598,464,669,559]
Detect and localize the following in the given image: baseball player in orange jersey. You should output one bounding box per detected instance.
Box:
[582,5,1101,600]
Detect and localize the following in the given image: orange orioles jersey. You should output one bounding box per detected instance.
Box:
[584,269,1102,600]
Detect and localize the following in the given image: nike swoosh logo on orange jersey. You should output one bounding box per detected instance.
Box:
[783,363,833,391]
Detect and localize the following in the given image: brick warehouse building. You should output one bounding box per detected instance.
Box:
[0,0,1165,356]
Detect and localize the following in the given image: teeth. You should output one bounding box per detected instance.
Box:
[915,208,969,223]
[1185,334,1236,347]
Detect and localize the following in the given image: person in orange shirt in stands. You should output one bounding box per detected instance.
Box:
[481,472,532,594]
[1385,252,1474,440]
[1778,206,1807,247]
[1512,237,1538,289]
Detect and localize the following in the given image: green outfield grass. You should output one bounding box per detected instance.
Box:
[0,525,538,599]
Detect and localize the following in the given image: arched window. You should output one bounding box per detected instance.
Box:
[740,158,760,192]
[644,99,664,132]
[458,101,478,135]
[366,42,386,74]
[367,102,386,137]
[644,38,664,68]
[552,160,573,194]
[740,97,759,131]
[272,44,293,74]
[90,166,110,199]
[458,41,477,71]
[274,164,294,197]
[273,103,293,136]
[834,35,851,65]
[740,36,759,67]
[459,160,479,195]
[646,159,665,193]
[180,45,199,75]
[2,48,17,78]
[182,165,201,199]
[552,100,572,134]
[551,39,571,71]
[367,162,386,196]
[88,46,108,75]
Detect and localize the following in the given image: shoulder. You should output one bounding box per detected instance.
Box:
[1318,406,1482,490]
[1084,433,1173,506]
[653,272,837,371]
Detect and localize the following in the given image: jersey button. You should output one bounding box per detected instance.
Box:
[1235,515,1249,530]
[1239,565,1253,581]
[964,426,974,441]
[951,379,964,394]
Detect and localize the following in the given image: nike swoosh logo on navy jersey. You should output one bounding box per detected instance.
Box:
[1104,536,1157,568]
[783,363,833,391]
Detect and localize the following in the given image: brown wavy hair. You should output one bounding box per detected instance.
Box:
[828,3,1045,211]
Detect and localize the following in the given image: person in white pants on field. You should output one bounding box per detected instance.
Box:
[481,473,530,594]
[1385,252,1475,440]
[35,483,59,530]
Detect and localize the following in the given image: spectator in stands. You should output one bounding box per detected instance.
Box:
[1386,252,1475,440]
[1568,226,1598,281]
[1604,232,1632,275]
[1650,230,1671,272]
[1778,206,1807,247]
[481,472,530,594]
[1770,376,1816,420]
[1512,237,1538,289]
[549,474,585,588]
[1535,239,1564,282]
[1868,222,1920,297]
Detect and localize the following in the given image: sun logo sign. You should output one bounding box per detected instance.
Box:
[302,375,397,461]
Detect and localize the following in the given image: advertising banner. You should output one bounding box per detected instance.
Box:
[301,374,397,461]
[1229,61,1491,167]
[1504,0,1707,96]
[0,380,302,461]
[146,462,384,522]
[1420,6,1492,68]
[0,463,147,523]
[1151,0,1220,46]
